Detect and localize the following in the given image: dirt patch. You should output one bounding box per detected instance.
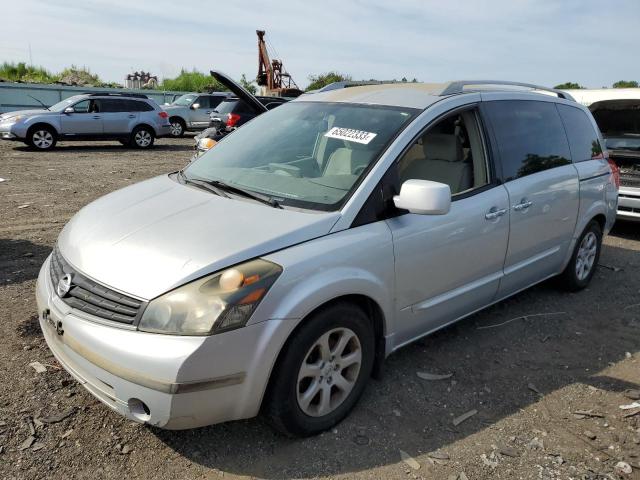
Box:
[0,138,639,479]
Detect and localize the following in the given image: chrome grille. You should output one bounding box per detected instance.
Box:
[49,248,144,324]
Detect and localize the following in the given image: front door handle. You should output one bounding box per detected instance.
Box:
[128,114,136,118]
[513,201,533,211]
[92,115,101,119]
[485,207,507,220]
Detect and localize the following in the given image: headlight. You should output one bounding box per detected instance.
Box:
[139,259,282,336]
[197,137,217,151]
[0,115,22,124]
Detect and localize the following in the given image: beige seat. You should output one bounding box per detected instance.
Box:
[401,133,472,194]
[324,147,370,176]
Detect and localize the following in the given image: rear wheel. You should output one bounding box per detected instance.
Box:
[558,220,602,291]
[130,126,154,149]
[169,117,185,137]
[27,126,57,150]
[264,302,374,437]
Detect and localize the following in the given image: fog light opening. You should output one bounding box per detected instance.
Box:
[127,398,151,422]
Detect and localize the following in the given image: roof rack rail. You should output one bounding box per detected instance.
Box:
[316,80,393,93]
[83,92,149,99]
[440,81,575,101]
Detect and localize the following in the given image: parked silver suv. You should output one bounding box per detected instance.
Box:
[36,79,618,436]
[164,93,229,137]
[0,92,171,150]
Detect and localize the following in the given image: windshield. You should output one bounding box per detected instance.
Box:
[171,94,198,107]
[184,101,417,211]
[49,95,85,112]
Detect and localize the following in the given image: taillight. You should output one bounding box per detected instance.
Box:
[226,113,241,128]
[158,111,168,119]
[605,151,620,189]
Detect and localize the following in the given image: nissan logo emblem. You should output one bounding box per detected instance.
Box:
[57,273,73,298]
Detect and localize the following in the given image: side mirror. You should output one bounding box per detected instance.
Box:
[64,106,74,114]
[393,179,451,215]
[191,103,200,110]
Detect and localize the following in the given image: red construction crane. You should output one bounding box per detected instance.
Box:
[256,30,303,97]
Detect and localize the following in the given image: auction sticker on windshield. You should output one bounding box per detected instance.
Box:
[324,127,377,145]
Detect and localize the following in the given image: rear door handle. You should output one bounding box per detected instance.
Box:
[485,207,507,220]
[92,115,101,119]
[513,201,533,211]
[128,114,136,118]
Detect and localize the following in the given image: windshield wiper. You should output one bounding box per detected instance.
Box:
[27,94,49,111]
[208,178,283,209]
[178,170,230,198]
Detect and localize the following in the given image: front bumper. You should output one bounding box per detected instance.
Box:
[0,123,19,140]
[36,256,290,429]
[617,187,640,222]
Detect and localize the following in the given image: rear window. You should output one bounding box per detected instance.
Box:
[484,100,571,181]
[215,99,252,115]
[557,104,603,162]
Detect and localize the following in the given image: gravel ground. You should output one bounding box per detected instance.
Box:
[0,137,639,480]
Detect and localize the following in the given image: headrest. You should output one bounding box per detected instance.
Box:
[422,133,462,162]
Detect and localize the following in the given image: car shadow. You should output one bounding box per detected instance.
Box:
[0,238,51,286]
[11,141,194,154]
[610,220,640,241]
[153,242,640,478]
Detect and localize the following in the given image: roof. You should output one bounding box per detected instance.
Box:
[562,88,640,107]
[297,83,446,109]
[296,80,573,110]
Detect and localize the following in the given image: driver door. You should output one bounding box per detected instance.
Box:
[60,99,103,135]
[387,107,510,346]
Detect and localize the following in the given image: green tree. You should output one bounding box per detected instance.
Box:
[553,82,584,89]
[612,80,639,88]
[160,69,226,92]
[306,71,352,91]
[239,73,257,94]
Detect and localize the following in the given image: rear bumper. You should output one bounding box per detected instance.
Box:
[617,187,640,222]
[155,124,172,138]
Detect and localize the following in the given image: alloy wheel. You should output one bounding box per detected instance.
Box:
[134,130,152,147]
[296,327,362,417]
[32,130,53,149]
[170,122,183,136]
[575,231,597,281]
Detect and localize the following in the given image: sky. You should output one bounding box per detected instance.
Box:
[2,0,639,89]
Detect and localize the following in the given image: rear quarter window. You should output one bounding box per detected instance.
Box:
[557,104,603,162]
[484,100,571,181]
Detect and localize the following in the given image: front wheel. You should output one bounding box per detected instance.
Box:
[27,126,57,150]
[264,302,374,437]
[169,118,185,137]
[558,220,603,291]
[130,126,155,149]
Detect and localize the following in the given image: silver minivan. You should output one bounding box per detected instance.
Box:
[36,80,618,436]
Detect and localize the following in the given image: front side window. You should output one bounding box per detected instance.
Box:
[172,94,198,107]
[397,109,490,195]
[557,104,603,161]
[484,100,571,181]
[184,102,418,211]
[71,100,99,113]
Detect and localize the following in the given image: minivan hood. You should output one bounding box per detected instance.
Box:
[58,175,340,299]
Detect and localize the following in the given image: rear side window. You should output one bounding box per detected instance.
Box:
[128,100,153,112]
[484,100,571,181]
[557,104,603,162]
[99,99,152,112]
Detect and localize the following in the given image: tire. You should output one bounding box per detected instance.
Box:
[130,126,155,149]
[168,117,185,138]
[264,302,375,437]
[27,125,57,150]
[558,220,603,291]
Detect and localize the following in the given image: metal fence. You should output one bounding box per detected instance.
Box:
[0,81,190,113]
